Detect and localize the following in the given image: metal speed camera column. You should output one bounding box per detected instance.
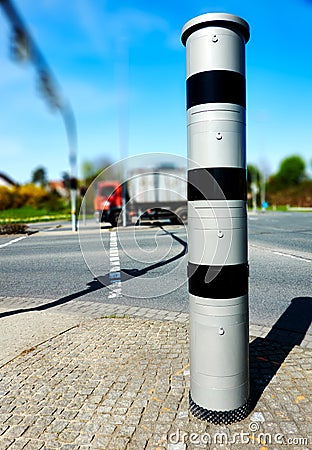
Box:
[182,13,250,423]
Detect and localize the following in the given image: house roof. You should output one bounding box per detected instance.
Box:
[0,172,18,187]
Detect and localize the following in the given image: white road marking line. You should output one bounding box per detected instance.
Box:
[108,231,122,299]
[272,251,311,263]
[250,243,311,263]
[0,236,27,249]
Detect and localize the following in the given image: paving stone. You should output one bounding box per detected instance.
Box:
[7,437,31,449]
[4,415,24,426]
[97,424,116,436]
[23,440,45,449]
[108,436,130,449]
[0,424,10,436]
[0,312,311,450]
[0,437,15,449]
[58,429,80,443]
[90,435,111,448]
[74,432,94,445]
[59,444,77,450]
[2,424,30,440]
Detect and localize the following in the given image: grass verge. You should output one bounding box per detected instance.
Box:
[0,206,70,224]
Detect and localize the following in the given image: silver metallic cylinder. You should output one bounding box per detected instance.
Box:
[182,13,250,424]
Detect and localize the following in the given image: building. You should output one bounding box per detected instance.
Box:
[0,172,17,189]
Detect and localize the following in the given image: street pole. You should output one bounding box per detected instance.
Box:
[61,103,78,232]
[182,13,250,424]
[0,0,78,232]
[251,171,258,213]
[261,172,266,211]
[116,38,129,228]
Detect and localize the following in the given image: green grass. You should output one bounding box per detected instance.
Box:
[0,206,70,224]
[248,205,312,212]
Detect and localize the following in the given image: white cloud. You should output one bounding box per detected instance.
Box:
[70,1,171,55]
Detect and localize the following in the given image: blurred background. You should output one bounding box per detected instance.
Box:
[0,0,312,224]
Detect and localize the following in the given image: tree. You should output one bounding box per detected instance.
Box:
[275,155,306,188]
[247,164,261,209]
[81,157,112,187]
[31,166,47,187]
[81,161,95,181]
[247,164,261,190]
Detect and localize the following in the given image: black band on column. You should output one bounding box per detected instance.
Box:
[188,262,249,298]
[187,70,245,109]
[188,167,247,201]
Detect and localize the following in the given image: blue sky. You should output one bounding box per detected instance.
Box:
[0,0,312,183]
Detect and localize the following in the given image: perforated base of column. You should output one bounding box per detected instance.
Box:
[189,392,251,424]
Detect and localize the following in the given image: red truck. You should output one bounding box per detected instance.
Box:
[94,167,187,227]
[94,180,123,226]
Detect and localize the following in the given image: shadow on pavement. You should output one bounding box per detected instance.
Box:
[0,225,187,318]
[0,278,106,319]
[249,296,312,409]
[119,224,187,281]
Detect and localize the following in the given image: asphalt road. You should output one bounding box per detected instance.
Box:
[247,212,311,334]
[0,212,311,333]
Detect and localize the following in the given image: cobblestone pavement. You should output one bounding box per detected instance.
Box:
[0,303,311,449]
[1,295,311,350]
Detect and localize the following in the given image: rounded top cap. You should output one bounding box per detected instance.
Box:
[181,12,250,46]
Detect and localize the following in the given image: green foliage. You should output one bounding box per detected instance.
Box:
[0,206,70,224]
[81,161,96,181]
[247,164,261,208]
[0,184,66,212]
[273,155,306,189]
[247,154,311,208]
[267,180,312,207]
[81,157,113,187]
[31,166,48,186]
[0,186,13,210]
[247,164,261,187]
[266,155,310,206]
